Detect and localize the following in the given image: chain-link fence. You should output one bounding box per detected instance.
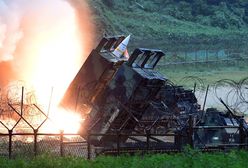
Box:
[158,49,248,66]
[0,132,89,159]
[0,83,248,159]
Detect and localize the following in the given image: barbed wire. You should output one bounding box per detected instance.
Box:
[213,78,248,114]
[179,76,206,100]
[0,76,247,132]
[0,82,50,130]
[239,77,248,103]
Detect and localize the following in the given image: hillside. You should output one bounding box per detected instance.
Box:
[88,0,248,50]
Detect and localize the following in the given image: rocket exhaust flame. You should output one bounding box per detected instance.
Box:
[0,82,83,134]
[0,0,95,133]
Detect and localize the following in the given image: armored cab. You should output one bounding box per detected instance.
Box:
[193,108,248,148]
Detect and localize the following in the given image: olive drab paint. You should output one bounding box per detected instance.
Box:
[61,36,248,148]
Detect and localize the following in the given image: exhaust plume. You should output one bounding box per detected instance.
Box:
[0,0,95,133]
[0,0,95,89]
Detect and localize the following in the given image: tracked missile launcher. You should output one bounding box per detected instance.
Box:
[62,36,248,150]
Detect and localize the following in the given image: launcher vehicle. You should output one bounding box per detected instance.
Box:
[61,36,248,151]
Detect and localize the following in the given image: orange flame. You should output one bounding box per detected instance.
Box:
[2,0,95,133]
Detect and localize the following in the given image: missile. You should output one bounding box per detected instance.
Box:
[112,35,130,59]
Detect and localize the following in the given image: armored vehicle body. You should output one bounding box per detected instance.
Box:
[62,36,248,150]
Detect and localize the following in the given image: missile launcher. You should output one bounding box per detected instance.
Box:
[62,36,248,149]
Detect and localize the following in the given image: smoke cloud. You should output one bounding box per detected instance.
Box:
[0,0,23,62]
[0,0,95,88]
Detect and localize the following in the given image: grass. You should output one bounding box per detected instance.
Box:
[89,0,248,50]
[1,149,248,168]
[157,61,248,88]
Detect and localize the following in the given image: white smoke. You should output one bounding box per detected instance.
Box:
[0,0,94,84]
[0,0,23,61]
[0,0,95,133]
[0,0,78,60]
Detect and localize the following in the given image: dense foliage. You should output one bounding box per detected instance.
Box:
[1,150,248,168]
[89,0,248,48]
[102,0,248,29]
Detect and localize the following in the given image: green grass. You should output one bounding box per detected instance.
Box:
[89,0,248,50]
[1,150,248,168]
[157,61,248,88]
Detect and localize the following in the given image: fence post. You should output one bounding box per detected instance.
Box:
[34,129,38,156]
[8,130,12,159]
[206,50,208,62]
[60,130,64,157]
[87,132,91,160]
[239,122,245,149]
[175,131,182,151]
[206,50,209,68]
[216,51,219,61]
[194,51,197,68]
[146,129,150,152]
[188,115,194,148]
[117,131,120,155]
